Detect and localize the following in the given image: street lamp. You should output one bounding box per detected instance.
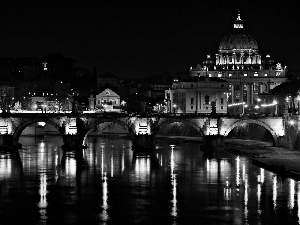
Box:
[173,104,177,114]
[255,105,260,114]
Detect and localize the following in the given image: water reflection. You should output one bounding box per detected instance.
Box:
[288,178,295,211]
[37,173,48,224]
[99,173,109,223]
[170,145,178,219]
[1,136,300,224]
[273,175,277,210]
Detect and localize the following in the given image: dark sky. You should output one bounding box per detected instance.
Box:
[1,0,300,78]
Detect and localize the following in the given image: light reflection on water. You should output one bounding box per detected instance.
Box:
[0,136,300,224]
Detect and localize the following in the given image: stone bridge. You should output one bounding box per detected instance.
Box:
[0,113,287,154]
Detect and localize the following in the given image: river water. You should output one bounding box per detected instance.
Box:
[0,136,300,225]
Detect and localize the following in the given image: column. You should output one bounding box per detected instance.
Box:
[231,84,235,104]
[199,93,202,110]
[240,83,244,103]
[250,84,254,104]
[246,84,251,105]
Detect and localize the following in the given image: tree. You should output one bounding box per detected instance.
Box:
[15,82,37,109]
[51,82,72,111]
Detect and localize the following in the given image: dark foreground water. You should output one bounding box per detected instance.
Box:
[1,136,300,225]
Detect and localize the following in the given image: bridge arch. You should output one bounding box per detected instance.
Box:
[13,118,64,143]
[224,119,279,146]
[82,118,133,145]
[153,118,205,137]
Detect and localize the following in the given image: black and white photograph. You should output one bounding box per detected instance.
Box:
[1,1,300,224]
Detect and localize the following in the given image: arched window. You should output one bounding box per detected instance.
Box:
[205,95,209,104]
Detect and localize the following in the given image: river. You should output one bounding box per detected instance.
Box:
[0,136,300,225]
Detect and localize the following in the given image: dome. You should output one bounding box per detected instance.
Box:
[218,13,258,53]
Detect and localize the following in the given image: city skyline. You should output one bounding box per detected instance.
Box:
[1,1,300,78]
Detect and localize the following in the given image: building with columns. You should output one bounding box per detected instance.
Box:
[165,77,229,114]
[189,13,288,114]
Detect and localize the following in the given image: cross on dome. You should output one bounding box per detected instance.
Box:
[234,12,243,29]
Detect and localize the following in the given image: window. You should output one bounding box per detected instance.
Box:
[209,74,212,77]
[218,74,222,77]
[221,106,224,109]
[229,74,232,77]
[264,74,268,76]
[244,74,247,77]
[254,73,258,77]
[191,84,194,87]
[191,106,194,109]
[205,95,209,104]
[221,84,224,87]
[191,98,194,105]
[221,98,224,104]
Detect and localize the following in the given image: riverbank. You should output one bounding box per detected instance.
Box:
[224,138,300,180]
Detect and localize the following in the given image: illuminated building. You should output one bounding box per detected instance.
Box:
[165,77,229,114]
[95,88,121,112]
[189,13,287,114]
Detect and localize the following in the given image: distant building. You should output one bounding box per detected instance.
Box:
[165,77,229,114]
[95,88,121,112]
[189,13,288,114]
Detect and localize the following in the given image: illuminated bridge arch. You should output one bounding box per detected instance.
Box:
[223,119,279,146]
[153,118,205,137]
[13,118,64,142]
[84,118,133,136]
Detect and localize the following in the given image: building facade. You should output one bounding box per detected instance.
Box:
[165,77,229,114]
[189,13,288,114]
[95,88,121,112]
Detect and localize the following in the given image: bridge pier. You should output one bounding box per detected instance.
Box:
[62,135,86,160]
[0,134,21,149]
[204,135,225,149]
[132,134,155,152]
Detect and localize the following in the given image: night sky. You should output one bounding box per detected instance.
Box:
[1,1,300,78]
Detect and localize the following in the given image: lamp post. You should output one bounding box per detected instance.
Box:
[255,105,260,114]
[257,98,261,114]
[173,104,177,114]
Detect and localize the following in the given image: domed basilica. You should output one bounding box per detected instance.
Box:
[190,13,287,109]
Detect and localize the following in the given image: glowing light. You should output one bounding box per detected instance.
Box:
[288,179,295,210]
[135,156,150,175]
[289,120,295,125]
[66,158,76,177]
[170,146,178,218]
[236,156,240,186]
[228,102,245,107]
[257,183,261,208]
[37,173,48,224]
[273,175,277,210]
[111,151,114,178]
[38,122,46,127]
[121,150,125,172]
[99,173,109,222]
